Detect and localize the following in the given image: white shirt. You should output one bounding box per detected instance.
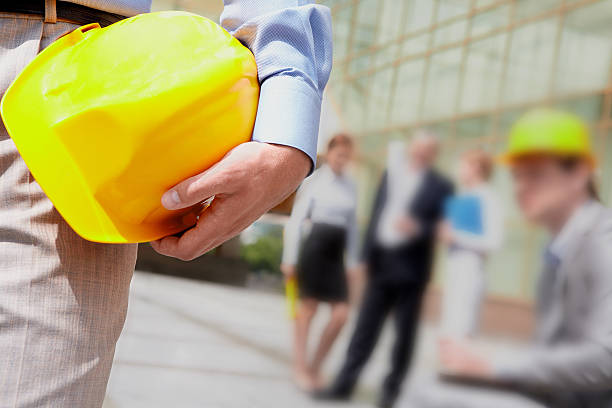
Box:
[451,184,504,255]
[282,165,359,268]
[376,141,424,248]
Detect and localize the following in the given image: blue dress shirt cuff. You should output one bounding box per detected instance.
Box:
[251,75,321,173]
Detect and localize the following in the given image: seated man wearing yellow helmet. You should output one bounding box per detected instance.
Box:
[408,109,612,408]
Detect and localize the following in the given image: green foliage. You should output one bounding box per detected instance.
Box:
[241,234,283,275]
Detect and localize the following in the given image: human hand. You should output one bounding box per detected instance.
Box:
[281,263,297,280]
[395,215,420,236]
[346,263,365,278]
[347,263,367,305]
[151,142,310,260]
[437,221,455,245]
[438,338,492,380]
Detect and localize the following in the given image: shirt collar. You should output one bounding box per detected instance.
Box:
[407,162,426,177]
[320,164,345,182]
[548,200,599,261]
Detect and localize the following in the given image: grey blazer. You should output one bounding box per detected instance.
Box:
[495,202,612,407]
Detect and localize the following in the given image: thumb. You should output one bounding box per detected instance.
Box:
[161,169,229,210]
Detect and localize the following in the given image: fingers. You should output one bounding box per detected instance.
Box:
[154,142,310,260]
[152,204,225,260]
[153,196,252,260]
[161,141,259,210]
[281,264,297,279]
[161,167,230,210]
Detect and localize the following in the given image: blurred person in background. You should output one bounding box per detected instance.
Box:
[318,133,454,408]
[409,109,612,408]
[281,133,359,392]
[438,150,504,340]
[0,0,331,406]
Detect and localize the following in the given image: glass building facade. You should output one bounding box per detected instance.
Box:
[320,0,612,302]
[152,0,612,304]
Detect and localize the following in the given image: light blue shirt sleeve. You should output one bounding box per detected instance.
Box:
[220,1,333,171]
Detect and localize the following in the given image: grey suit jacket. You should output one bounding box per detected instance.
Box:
[494,202,612,407]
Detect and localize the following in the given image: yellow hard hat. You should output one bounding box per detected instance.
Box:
[1,11,259,243]
[499,109,595,166]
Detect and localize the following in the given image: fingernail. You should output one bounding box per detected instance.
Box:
[162,190,181,209]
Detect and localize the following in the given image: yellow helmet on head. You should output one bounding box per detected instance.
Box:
[500,109,596,166]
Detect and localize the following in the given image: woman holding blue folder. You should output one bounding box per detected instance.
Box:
[438,150,504,339]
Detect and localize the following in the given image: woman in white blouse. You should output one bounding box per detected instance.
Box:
[438,150,504,340]
[281,134,359,392]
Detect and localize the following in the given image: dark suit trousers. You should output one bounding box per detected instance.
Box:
[332,274,426,397]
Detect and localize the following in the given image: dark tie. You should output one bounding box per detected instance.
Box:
[536,248,563,342]
[543,248,561,272]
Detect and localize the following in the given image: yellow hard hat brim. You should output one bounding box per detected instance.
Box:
[497,150,597,168]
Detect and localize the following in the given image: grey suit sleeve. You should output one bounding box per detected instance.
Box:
[493,216,612,391]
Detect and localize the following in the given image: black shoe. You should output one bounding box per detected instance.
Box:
[376,390,398,408]
[312,387,351,402]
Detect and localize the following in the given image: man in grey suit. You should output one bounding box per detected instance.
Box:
[408,109,612,408]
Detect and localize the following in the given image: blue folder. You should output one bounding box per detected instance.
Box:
[444,195,483,235]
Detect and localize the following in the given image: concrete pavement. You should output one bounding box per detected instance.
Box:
[103,271,519,408]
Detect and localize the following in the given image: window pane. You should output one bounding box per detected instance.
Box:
[320,0,345,7]
[428,121,455,167]
[455,116,494,140]
[342,78,370,130]
[498,109,529,137]
[471,4,510,37]
[353,0,379,52]
[331,5,353,61]
[437,0,471,22]
[403,0,436,33]
[423,48,463,119]
[555,0,612,95]
[401,33,430,57]
[554,96,604,123]
[461,33,507,113]
[363,67,394,131]
[361,133,386,158]
[348,54,371,76]
[433,20,468,47]
[377,0,406,43]
[503,20,558,105]
[372,44,401,68]
[390,60,426,125]
[514,0,563,21]
[475,0,500,8]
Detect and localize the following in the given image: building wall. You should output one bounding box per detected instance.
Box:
[322,0,612,302]
[152,0,612,303]
[151,0,222,18]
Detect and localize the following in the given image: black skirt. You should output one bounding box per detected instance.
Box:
[298,223,348,302]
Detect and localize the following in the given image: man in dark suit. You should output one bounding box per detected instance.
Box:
[318,133,454,408]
